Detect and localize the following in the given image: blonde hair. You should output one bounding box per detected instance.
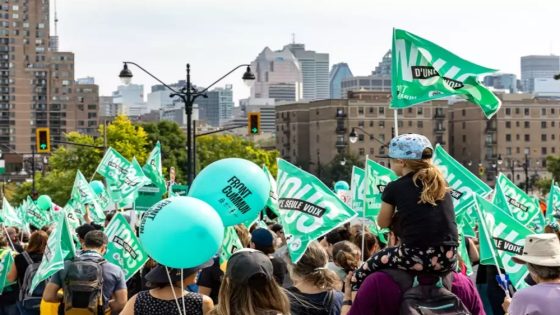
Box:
[209,274,291,315]
[288,241,339,290]
[404,148,448,205]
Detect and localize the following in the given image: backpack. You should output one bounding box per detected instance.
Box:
[62,254,107,315]
[382,269,471,315]
[19,252,45,310]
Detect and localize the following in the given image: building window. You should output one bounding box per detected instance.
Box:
[417,108,423,115]
[408,121,412,127]
[462,135,466,142]
[379,107,385,115]
[516,147,520,154]
[524,121,530,128]
[552,121,556,127]
[359,148,365,155]
[506,121,511,128]
[369,147,375,155]
[542,108,546,115]
[398,109,403,115]
[358,121,364,127]
[369,107,374,114]
[524,134,530,142]
[358,134,364,142]
[553,147,556,154]
[505,108,511,115]
[524,108,529,116]
[379,121,385,128]
[516,134,520,140]
[417,121,423,128]
[407,108,412,114]
[542,122,547,128]
[552,134,556,141]
[462,122,466,129]
[542,134,547,141]
[358,107,364,115]
[515,108,520,115]
[516,121,520,127]
[369,121,374,127]
[542,147,547,155]
[506,147,512,155]
[398,121,403,128]
[505,134,511,142]
[552,108,556,115]
[462,109,466,116]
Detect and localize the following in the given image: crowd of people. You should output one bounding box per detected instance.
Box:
[1,133,560,315]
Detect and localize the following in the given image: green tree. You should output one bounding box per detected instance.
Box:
[317,153,364,187]
[11,115,149,205]
[195,134,279,176]
[547,155,560,183]
[141,120,187,182]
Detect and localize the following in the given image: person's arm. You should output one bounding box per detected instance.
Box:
[502,296,511,314]
[43,282,62,303]
[198,286,212,297]
[341,271,354,315]
[109,288,128,313]
[467,238,480,264]
[6,261,17,282]
[377,202,395,228]
[119,293,137,315]
[202,295,214,314]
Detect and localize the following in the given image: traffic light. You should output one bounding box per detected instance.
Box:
[36,127,50,153]
[247,112,261,135]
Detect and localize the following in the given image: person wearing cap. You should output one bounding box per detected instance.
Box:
[502,234,560,315]
[250,228,288,285]
[209,249,290,315]
[351,134,458,290]
[120,261,214,315]
[43,230,128,313]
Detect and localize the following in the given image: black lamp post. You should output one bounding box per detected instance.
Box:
[349,126,391,166]
[119,62,255,186]
[523,148,530,193]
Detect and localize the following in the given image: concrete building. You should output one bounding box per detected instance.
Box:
[521,55,560,92]
[448,93,558,186]
[340,50,392,97]
[275,91,448,172]
[533,78,560,98]
[146,80,186,112]
[250,47,303,102]
[329,63,353,99]
[195,85,234,127]
[483,73,520,93]
[284,43,329,100]
[112,84,145,116]
[239,98,277,134]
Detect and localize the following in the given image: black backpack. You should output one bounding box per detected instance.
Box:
[62,255,107,315]
[382,269,471,315]
[19,252,45,310]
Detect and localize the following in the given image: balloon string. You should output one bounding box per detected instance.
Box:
[181,269,186,315]
[165,266,184,315]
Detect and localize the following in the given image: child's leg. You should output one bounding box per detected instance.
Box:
[351,245,405,291]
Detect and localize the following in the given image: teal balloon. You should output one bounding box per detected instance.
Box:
[36,195,52,211]
[89,180,105,195]
[334,180,350,192]
[139,196,224,268]
[188,158,270,227]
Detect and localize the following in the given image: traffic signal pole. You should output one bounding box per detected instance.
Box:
[31,145,36,198]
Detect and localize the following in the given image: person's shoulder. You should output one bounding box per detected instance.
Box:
[102,260,126,277]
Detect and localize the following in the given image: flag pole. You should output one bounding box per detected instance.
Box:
[474,200,511,298]
[361,155,369,261]
[393,109,399,136]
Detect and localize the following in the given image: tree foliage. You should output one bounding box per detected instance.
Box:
[195,134,279,176]
[547,155,560,183]
[141,120,187,182]
[316,153,364,187]
[11,115,149,205]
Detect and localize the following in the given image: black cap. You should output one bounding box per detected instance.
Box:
[145,259,214,284]
[226,249,273,285]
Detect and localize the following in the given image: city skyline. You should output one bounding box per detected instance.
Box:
[54,0,560,103]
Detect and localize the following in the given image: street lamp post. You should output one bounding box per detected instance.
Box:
[348,127,391,166]
[119,62,255,185]
[523,148,530,193]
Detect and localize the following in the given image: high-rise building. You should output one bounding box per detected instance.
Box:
[341,50,392,97]
[146,80,186,112]
[284,43,329,100]
[521,55,560,92]
[483,73,520,93]
[329,63,353,99]
[0,0,100,153]
[195,85,234,127]
[251,47,303,102]
[239,98,276,134]
[112,84,145,116]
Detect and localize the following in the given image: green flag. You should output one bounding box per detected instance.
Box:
[120,158,151,200]
[475,195,531,290]
[71,171,106,223]
[493,173,542,228]
[104,213,148,280]
[96,148,132,201]
[1,197,23,227]
[432,144,492,218]
[30,214,76,293]
[364,160,397,218]
[457,223,473,276]
[277,159,357,263]
[94,183,112,211]
[219,226,244,271]
[391,29,501,118]
[0,249,14,293]
[143,142,167,194]
[62,200,82,232]
[458,213,477,238]
[547,182,560,223]
[351,166,365,214]
[24,196,51,229]
[263,166,279,216]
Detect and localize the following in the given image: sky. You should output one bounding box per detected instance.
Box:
[55,0,560,103]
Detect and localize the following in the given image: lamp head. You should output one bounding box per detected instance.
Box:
[242,66,256,87]
[349,128,358,144]
[119,63,133,85]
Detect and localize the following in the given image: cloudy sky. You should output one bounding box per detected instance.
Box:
[55,0,560,102]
